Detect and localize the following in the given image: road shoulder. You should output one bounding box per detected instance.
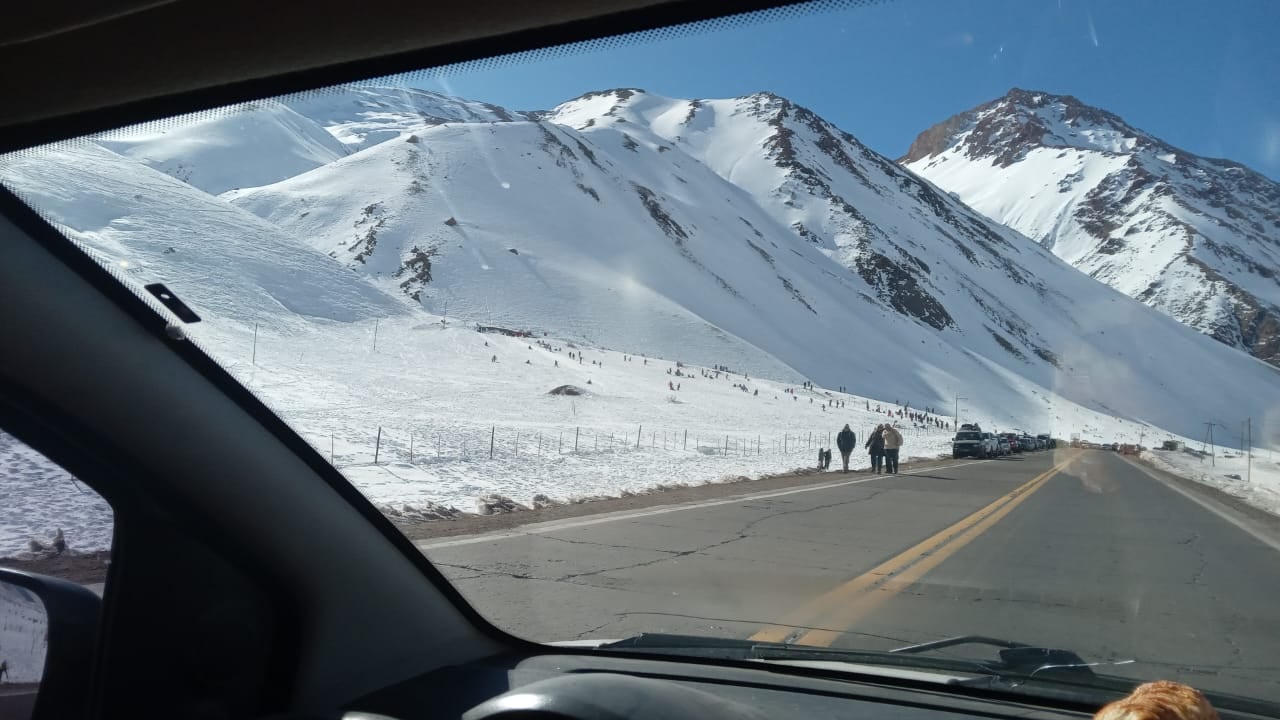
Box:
[1121,453,1280,552]
[397,454,980,543]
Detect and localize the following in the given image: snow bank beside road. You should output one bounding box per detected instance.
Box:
[1141,448,1280,517]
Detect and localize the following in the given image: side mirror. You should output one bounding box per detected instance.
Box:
[0,568,100,720]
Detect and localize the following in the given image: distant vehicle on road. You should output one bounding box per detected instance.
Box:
[1037,434,1052,450]
[997,437,1011,456]
[1000,433,1022,453]
[1020,434,1036,451]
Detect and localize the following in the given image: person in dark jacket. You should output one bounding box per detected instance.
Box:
[865,424,886,473]
[823,448,832,469]
[836,424,856,472]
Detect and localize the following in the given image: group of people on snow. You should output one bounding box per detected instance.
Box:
[823,423,903,474]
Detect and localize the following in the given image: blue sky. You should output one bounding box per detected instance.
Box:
[414,0,1280,180]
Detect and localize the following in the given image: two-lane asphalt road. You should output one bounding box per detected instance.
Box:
[423,449,1280,702]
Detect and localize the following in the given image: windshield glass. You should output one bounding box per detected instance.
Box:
[4,0,1280,710]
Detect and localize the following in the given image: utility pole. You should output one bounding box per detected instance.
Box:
[372,318,379,352]
[1247,417,1252,484]
[1203,422,1215,466]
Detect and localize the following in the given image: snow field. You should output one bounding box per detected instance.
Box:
[0,431,113,559]
[191,316,959,518]
[1141,447,1280,517]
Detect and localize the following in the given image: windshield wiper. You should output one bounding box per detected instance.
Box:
[889,635,1128,679]
[597,633,1060,677]
[595,633,1280,718]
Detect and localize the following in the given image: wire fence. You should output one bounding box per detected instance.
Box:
[305,421,955,470]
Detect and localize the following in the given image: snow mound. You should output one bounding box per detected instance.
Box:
[96,101,349,194]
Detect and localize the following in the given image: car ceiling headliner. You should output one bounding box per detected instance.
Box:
[0,0,799,151]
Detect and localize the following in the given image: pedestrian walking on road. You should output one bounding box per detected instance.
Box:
[866,425,886,473]
[836,424,856,473]
[883,424,904,474]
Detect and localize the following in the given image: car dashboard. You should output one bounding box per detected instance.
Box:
[346,650,1095,720]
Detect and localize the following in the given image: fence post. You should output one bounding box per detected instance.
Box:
[595,433,598,451]
[252,322,258,365]
[490,426,495,460]
[374,426,382,465]
[330,434,334,465]
[410,432,415,463]
[575,427,580,453]
[758,435,761,455]
[725,435,729,456]
[515,432,520,456]
[784,434,788,454]
[809,431,812,449]
[637,425,642,448]
[437,433,441,458]
[684,429,688,450]
[559,433,563,454]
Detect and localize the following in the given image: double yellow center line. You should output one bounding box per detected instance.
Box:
[750,453,1077,647]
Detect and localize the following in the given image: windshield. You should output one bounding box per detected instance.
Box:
[4,0,1280,710]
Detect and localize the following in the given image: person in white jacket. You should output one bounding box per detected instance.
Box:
[882,425,904,474]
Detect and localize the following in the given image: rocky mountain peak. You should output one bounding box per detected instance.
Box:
[901,88,1152,166]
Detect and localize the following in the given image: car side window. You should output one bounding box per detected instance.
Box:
[0,427,113,712]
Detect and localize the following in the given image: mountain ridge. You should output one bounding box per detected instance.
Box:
[903,87,1280,365]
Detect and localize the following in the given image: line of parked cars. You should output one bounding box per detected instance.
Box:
[952,425,1056,459]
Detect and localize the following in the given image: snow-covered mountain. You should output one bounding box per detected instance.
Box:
[95,102,352,195]
[7,82,1280,544]
[215,86,1280,440]
[283,85,526,151]
[902,88,1280,366]
[1,140,405,328]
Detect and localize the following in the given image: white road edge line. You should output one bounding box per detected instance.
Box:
[416,458,993,550]
[1123,456,1280,555]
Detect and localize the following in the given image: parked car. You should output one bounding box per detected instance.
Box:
[1001,433,1022,453]
[981,432,1000,457]
[1037,434,1052,450]
[1020,434,1037,451]
[952,430,989,459]
[997,437,1011,456]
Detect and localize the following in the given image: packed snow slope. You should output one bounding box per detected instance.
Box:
[1,141,406,329]
[228,86,1280,442]
[283,85,525,151]
[903,88,1280,366]
[95,101,351,195]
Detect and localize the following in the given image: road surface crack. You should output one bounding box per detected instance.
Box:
[1180,531,1209,586]
[538,533,678,553]
[736,489,889,538]
[574,616,621,639]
